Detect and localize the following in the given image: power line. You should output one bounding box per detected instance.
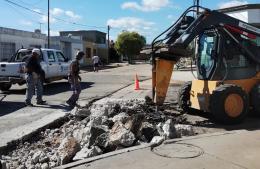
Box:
[4,0,40,25]
[3,0,106,29]
[18,0,44,6]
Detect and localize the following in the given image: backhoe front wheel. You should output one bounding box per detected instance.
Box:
[250,84,260,115]
[209,84,249,124]
[178,81,192,113]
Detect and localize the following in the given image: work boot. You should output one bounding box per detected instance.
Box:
[37,100,46,105]
[25,102,34,107]
[66,100,76,108]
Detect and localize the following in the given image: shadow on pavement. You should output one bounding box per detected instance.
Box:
[185,109,260,131]
[0,82,93,117]
[43,82,94,96]
[1,82,94,96]
[0,101,74,118]
[0,101,26,117]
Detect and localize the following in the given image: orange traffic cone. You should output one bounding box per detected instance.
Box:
[135,74,140,90]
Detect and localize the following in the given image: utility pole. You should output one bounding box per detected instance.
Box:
[47,0,50,48]
[38,22,43,32]
[196,0,199,17]
[107,25,110,63]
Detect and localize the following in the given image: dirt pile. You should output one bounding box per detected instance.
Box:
[0,99,196,169]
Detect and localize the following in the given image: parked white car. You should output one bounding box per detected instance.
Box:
[0,48,70,91]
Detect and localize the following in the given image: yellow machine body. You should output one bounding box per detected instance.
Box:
[190,77,260,112]
[154,58,260,112]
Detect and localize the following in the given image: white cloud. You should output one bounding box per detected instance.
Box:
[39,8,81,24]
[218,0,248,9]
[107,17,154,31]
[19,20,33,26]
[121,0,170,12]
[51,8,64,16]
[65,11,81,20]
[41,15,56,23]
[107,17,156,41]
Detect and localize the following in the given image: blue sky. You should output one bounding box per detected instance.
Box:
[0,0,259,43]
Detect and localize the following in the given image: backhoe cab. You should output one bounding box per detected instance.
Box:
[151,6,260,124]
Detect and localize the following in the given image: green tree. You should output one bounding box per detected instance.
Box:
[115,31,146,64]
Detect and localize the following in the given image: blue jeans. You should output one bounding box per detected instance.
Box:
[67,82,81,105]
[25,73,43,104]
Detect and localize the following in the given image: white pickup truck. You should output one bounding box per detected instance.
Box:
[0,48,70,91]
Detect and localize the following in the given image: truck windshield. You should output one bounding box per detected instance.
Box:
[198,32,217,79]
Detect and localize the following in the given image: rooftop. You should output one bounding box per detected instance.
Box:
[218,4,260,13]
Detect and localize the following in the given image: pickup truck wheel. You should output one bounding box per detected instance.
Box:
[0,83,12,91]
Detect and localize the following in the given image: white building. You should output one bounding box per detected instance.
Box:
[0,27,46,61]
[50,36,83,61]
[219,4,260,28]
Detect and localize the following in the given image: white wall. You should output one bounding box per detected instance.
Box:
[71,43,84,64]
[248,9,260,23]
[227,10,249,23]
[227,9,260,24]
[0,34,45,51]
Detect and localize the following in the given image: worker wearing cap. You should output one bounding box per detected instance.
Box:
[24,48,46,106]
[66,51,85,107]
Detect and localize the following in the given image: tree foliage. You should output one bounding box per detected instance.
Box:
[115,31,146,63]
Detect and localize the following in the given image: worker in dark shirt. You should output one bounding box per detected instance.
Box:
[25,48,46,106]
[66,51,84,107]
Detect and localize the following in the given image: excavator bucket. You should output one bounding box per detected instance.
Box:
[154,59,176,105]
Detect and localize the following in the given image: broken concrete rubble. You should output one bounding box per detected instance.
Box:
[112,112,130,124]
[58,137,80,165]
[150,136,165,146]
[162,119,178,139]
[109,122,136,147]
[73,146,102,161]
[88,126,108,147]
[1,98,198,169]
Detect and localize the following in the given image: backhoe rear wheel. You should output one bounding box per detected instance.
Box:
[209,84,249,124]
[250,84,260,115]
[178,81,192,113]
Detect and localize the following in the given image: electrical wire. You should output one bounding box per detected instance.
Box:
[4,1,40,25]
[3,0,106,29]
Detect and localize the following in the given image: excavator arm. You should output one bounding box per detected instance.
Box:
[151,6,260,105]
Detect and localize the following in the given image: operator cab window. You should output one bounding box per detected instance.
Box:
[198,31,217,79]
[56,52,65,62]
[47,51,56,62]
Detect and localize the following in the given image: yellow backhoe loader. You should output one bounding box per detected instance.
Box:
[150,6,260,124]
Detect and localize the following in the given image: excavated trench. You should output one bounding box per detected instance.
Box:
[0,97,211,169]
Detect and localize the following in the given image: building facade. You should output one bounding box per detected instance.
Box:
[50,36,83,62]
[0,27,46,61]
[60,30,108,65]
[219,4,260,28]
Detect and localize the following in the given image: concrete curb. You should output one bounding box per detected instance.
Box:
[55,130,241,169]
[0,110,70,155]
[55,144,152,169]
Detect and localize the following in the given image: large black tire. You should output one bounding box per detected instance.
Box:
[178,81,192,113]
[0,83,12,91]
[250,84,260,115]
[209,84,249,124]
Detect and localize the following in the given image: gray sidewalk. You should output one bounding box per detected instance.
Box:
[59,129,260,169]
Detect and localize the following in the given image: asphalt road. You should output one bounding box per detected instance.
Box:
[0,63,153,146]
